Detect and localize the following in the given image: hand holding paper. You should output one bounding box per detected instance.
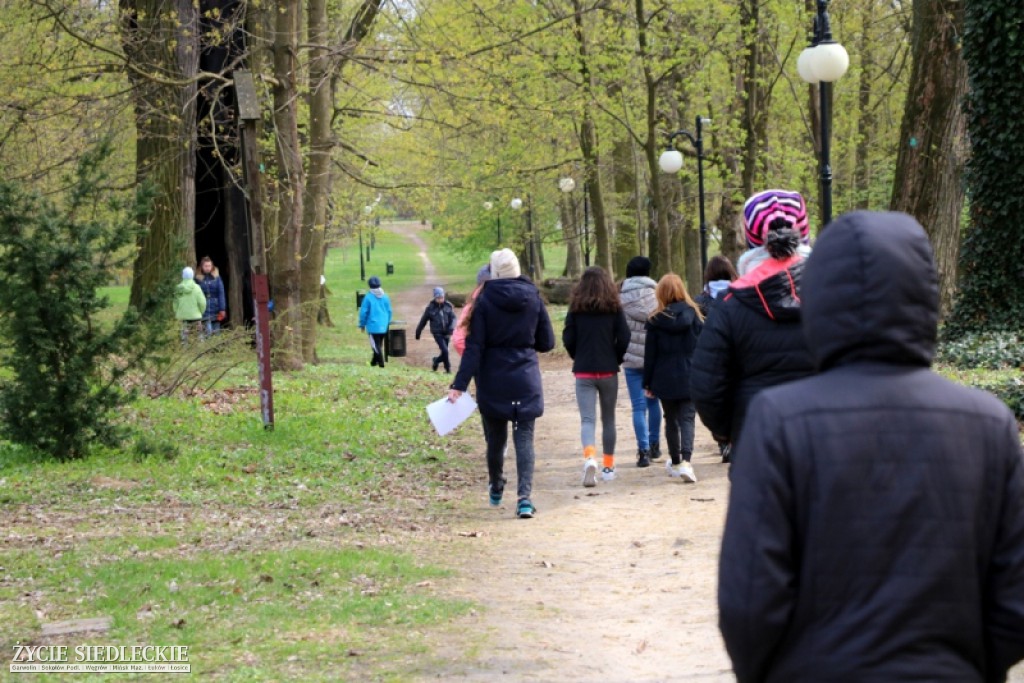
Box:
[427,392,477,436]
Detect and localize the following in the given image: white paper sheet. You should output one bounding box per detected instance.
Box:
[426,393,478,436]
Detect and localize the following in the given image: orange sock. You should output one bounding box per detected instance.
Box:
[603,454,614,469]
[583,445,596,459]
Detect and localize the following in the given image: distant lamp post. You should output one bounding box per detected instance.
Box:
[360,205,372,276]
[559,176,590,268]
[659,115,711,272]
[484,200,501,247]
[798,0,849,227]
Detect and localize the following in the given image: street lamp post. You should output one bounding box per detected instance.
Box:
[558,176,587,269]
[360,205,372,279]
[798,0,849,227]
[484,201,501,247]
[658,115,711,273]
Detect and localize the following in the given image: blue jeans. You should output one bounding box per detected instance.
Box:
[624,368,661,451]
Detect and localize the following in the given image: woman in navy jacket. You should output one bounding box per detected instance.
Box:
[449,249,555,519]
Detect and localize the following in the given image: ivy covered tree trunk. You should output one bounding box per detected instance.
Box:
[945,0,1024,336]
[119,0,199,307]
[889,0,967,318]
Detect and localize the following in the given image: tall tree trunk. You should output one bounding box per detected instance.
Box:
[270,0,305,371]
[853,0,877,210]
[889,0,967,317]
[611,136,638,274]
[572,0,612,275]
[120,0,199,307]
[300,0,331,364]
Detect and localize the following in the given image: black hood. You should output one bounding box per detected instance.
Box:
[802,211,938,371]
[648,301,699,331]
[483,277,536,313]
[730,260,805,322]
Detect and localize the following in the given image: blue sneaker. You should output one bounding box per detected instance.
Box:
[516,498,536,519]
[488,478,506,507]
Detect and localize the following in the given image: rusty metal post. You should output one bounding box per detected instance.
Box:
[233,70,274,429]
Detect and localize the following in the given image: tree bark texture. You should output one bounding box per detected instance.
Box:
[270,0,305,371]
[889,0,967,317]
[120,0,199,308]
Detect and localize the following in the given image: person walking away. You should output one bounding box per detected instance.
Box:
[718,210,1024,682]
[452,264,491,356]
[619,255,662,467]
[692,254,738,462]
[358,275,392,367]
[690,189,815,463]
[174,266,206,344]
[562,266,631,487]
[448,249,555,519]
[643,273,703,483]
[415,286,456,372]
[195,256,226,337]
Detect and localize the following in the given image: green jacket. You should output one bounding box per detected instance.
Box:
[174,280,207,321]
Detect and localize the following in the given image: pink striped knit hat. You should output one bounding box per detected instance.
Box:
[743,189,810,248]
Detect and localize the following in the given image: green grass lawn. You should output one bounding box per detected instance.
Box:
[0,222,491,681]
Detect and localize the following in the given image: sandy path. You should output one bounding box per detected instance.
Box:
[385,221,1024,682]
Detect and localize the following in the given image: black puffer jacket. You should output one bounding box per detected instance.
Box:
[451,277,555,422]
[689,254,813,443]
[415,300,456,338]
[643,301,702,400]
[718,211,1024,683]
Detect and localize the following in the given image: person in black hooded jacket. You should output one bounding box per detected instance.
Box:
[642,273,703,483]
[449,249,555,519]
[690,189,815,455]
[718,211,1024,683]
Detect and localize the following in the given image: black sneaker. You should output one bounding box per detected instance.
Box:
[649,442,663,462]
[720,442,732,464]
[516,498,536,519]
[636,448,651,468]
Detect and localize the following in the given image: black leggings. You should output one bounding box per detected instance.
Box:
[660,398,696,465]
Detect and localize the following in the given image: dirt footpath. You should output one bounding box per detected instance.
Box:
[387,221,1024,683]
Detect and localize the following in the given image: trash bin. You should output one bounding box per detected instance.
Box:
[386,262,394,275]
[387,322,407,358]
[355,290,365,309]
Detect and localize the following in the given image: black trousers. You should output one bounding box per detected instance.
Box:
[369,333,386,367]
[432,332,451,371]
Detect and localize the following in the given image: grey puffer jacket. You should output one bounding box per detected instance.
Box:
[619,276,657,369]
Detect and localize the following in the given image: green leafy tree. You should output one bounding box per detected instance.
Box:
[946,0,1024,336]
[0,141,167,460]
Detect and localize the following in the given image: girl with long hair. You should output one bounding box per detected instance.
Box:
[563,266,631,487]
[643,273,704,482]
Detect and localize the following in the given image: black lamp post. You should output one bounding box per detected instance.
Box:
[798,0,849,228]
[659,115,711,273]
[360,204,372,279]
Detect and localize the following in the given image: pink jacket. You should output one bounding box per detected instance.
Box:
[451,284,483,355]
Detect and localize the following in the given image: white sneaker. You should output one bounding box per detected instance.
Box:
[582,458,598,488]
[678,461,697,483]
[666,460,682,477]
[601,466,616,482]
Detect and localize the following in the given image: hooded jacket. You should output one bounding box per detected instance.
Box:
[415,299,456,339]
[718,211,1024,683]
[643,301,703,400]
[358,287,392,334]
[451,277,555,421]
[562,309,631,374]
[619,276,658,369]
[196,267,226,319]
[173,279,206,321]
[689,252,814,443]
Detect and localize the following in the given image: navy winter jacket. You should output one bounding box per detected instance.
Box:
[562,310,630,374]
[197,271,226,319]
[643,301,702,400]
[689,254,814,443]
[718,211,1024,683]
[451,277,555,422]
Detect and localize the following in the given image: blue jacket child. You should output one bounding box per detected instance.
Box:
[359,276,392,367]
